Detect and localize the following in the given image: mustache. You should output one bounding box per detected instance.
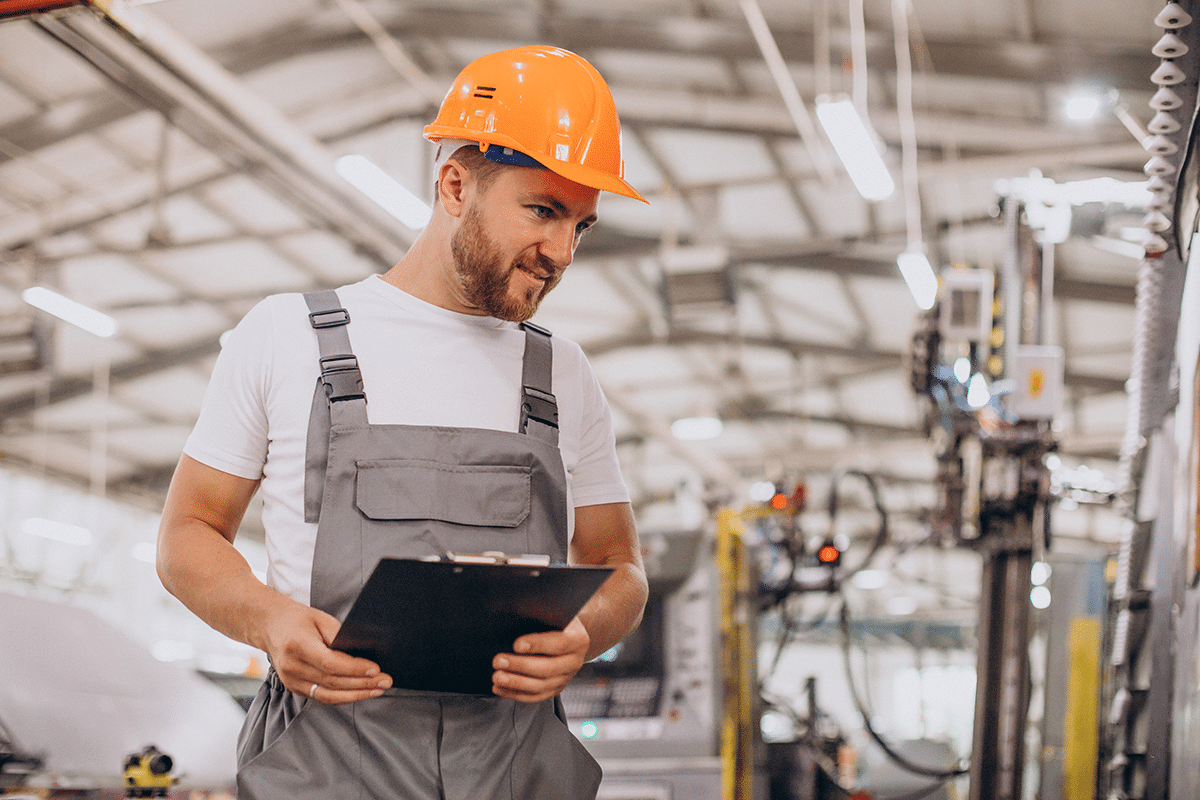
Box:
[514,254,561,284]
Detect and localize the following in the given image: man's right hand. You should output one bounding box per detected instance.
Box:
[158,456,392,706]
[261,600,392,704]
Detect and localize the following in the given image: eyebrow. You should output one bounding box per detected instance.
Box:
[534,193,599,227]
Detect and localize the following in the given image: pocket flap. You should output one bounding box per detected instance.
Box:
[356,460,531,528]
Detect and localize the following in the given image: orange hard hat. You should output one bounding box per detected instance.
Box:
[424,45,647,203]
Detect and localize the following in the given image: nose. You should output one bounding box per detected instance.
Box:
[539,221,577,270]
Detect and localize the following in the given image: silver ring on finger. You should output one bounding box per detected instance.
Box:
[309,682,318,700]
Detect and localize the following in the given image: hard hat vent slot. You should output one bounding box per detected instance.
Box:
[473,85,496,99]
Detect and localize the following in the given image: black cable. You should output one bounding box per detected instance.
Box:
[827,468,890,578]
[874,777,955,800]
[760,592,836,689]
[838,600,969,780]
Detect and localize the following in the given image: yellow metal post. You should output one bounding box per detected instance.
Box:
[717,509,755,800]
[1062,617,1101,800]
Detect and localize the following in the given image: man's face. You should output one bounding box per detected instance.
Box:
[449,164,600,323]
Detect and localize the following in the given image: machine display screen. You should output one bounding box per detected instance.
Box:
[580,591,663,678]
[564,591,666,719]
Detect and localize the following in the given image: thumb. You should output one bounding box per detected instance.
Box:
[310,608,343,645]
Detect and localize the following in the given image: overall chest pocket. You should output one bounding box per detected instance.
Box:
[355,459,531,528]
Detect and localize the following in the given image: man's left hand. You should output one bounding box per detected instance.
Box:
[491,616,590,703]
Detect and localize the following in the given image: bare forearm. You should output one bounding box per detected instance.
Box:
[158,456,389,704]
[569,502,648,660]
[157,518,287,651]
[157,455,285,651]
[576,561,648,661]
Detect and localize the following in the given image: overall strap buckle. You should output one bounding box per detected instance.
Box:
[318,354,366,402]
[520,386,558,433]
[308,307,350,329]
[304,290,366,405]
[518,322,558,444]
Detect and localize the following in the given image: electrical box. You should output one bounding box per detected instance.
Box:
[1009,345,1065,420]
[939,269,994,342]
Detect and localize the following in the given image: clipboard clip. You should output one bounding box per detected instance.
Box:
[420,551,553,567]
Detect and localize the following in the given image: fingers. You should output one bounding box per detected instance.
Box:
[301,660,393,705]
[263,603,392,704]
[510,615,590,658]
[282,650,393,705]
[491,619,590,704]
[491,651,579,703]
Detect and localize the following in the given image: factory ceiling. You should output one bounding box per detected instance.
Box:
[0,0,1162,622]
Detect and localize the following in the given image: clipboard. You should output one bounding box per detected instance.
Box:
[330,557,614,695]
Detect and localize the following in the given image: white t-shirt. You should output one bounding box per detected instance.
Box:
[184,275,629,605]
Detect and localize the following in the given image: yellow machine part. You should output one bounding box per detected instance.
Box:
[1062,616,1101,800]
[717,509,755,800]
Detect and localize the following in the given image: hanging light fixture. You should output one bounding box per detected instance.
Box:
[22,286,117,338]
[815,96,895,201]
[896,250,938,310]
[891,0,939,309]
[671,415,724,441]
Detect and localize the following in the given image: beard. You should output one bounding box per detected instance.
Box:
[450,203,562,323]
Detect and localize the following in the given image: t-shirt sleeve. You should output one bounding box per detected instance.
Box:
[566,349,630,508]
[182,299,274,480]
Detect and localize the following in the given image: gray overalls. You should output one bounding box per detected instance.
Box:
[235,290,602,799]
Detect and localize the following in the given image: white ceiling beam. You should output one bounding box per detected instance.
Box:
[33,8,414,264]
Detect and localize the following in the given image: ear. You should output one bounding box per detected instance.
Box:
[436,159,470,218]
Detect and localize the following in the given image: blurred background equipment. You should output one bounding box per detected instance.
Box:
[122,745,175,798]
[0,592,243,792]
[4,0,1200,798]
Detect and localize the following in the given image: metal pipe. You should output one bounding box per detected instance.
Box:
[737,0,836,184]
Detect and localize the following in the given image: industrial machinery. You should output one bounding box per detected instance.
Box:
[910,205,1061,800]
[565,502,858,800]
[0,591,244,792]
[122,745,175,798]
[0,715,42,790]
[563,527,734,799]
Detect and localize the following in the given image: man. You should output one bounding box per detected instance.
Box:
[157,45,649,799]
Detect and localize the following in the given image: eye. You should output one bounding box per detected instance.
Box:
[576,219,595,235]
[530,205,555,219]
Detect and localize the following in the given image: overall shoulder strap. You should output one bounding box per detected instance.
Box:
[519,321,559,446]
[302,290,366,523]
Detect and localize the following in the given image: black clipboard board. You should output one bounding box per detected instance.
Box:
[330,558,613,695]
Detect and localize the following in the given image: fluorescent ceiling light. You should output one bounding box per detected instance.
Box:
[885,595,918,616]
[851,569,890,590]
[23,517,93,547]
[1064,90,1103,121]
[335,154,431,230]
[22,286,117,338]
[671,416,724,441]
[896,251,938,310]
[815,97,895,201]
